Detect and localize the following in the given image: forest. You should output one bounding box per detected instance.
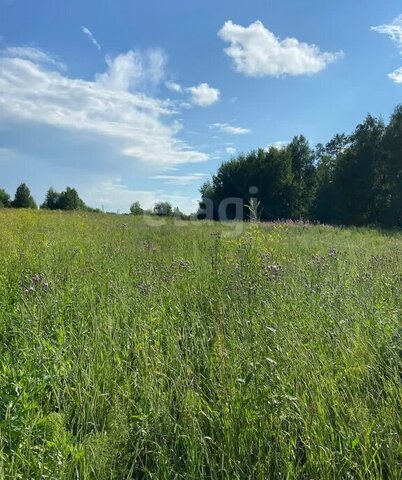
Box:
[199,105,402,226]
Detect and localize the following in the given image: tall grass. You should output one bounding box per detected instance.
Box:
[0,210,400,479]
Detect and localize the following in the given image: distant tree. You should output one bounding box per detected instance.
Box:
[333,115,386,225]
[11,183,37,209]
[41,187,61,210]
[173,206,188,219]
[130,201,144,215]
[0,188,11,208]
[286,135,317,219]
[57,187,86,210]
[383,105,402,226]
[154,201,173,216]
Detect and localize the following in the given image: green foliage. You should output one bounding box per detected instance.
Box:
[201,104,402,227]
[41,187,61,210]
[130,201,143,215]
[11,183,37,209]
[0,188,10,208]
[41,187,86,211]
[0,210,400,478]
[153,201,173,216]
[57,187,86,210]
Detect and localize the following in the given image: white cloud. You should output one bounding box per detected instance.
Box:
[372,15,402,51]
[211,123,251,135]
[81,26,101,51]
[389,67,402,83]
[96,49,167,92]
[372,15,402,84]
[188,83,220,106]
[266,140,289,150]
[3,46,66,70]
[0,48,208,169]
[166,80,220,108]
[218,20,343,77]
[226,147,237,155]
[150,173,208,185]
[165,80,183,92]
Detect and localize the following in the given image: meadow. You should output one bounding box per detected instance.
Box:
[0,210,400,479]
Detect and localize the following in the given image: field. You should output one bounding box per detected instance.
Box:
[0,210,401,479]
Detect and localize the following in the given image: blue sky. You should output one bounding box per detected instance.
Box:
[0,0,401,213]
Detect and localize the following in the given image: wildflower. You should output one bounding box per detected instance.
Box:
[178,259,191,271]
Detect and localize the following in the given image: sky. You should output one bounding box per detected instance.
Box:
[0,0,401,213]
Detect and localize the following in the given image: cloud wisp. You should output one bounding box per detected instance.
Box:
[96,49,167,92]
[3,46,66,70]
[150,173,209,185]
[372,15,402,51]
[218,20,343,77]
[372,15,402,84]
[81,26,101,51]
[165,80,183,92]
[210,123,251,135]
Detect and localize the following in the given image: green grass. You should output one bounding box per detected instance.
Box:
[0,210,401,479]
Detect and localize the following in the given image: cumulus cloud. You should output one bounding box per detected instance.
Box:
[372,15,402,84]
[188,83,220,106]
[218,20,343,77]
[150,173,208,185]
[96,49,167,92]
[210,123,251,135]
[225,147,237,155]
[165,80,221,108]
[81,26,101,51]
[0,48,208,169]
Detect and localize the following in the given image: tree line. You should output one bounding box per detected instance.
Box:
[0,184,186,217]
[199,105,402,227]
[0,184,94,211]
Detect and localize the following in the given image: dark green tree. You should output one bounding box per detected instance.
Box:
[383,105,402,226]
[333,115,385,225]
[286,135,317,219]
[313,135,350,223]
[57,187,86,210]
[11,183,37,209]
[41,187,61,210]
[0,188,11,208]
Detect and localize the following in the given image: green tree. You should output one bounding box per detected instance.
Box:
[41,187,61,210]
[154,202,173,216]
[383,105,402,226]
[130,201,144,215]
[57,187,85,210]
[333,115,385,225]
[11,183,37,209]
[0,188,11,208]
[286,135,317,219]
[313,135,350,223]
